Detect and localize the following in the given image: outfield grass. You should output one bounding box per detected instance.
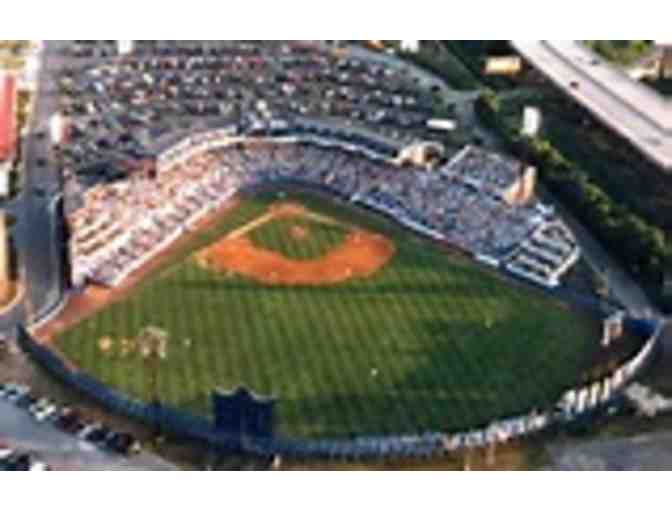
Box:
[57,190,604,439]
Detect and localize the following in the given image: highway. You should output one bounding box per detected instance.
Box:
[511,40,672,171]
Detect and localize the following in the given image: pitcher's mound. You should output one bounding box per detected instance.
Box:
[290,225,309,241]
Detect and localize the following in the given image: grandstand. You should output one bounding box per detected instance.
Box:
[66,128,579,290]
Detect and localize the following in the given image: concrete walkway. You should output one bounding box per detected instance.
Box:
[548,431,672,470]
[551,197,656,316]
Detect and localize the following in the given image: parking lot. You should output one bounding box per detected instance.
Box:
[56,41,460,192]
[0,335,184,470]
[0,398,176,470]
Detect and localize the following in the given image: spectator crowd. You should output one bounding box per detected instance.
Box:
[68,127,580,289]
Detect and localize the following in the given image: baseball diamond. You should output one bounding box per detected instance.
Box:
[53,189,642,440]
[195,201,395,286]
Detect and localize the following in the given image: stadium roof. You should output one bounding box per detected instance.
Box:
[0,73,17,162]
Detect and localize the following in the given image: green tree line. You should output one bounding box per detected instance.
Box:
[475,90,672,311]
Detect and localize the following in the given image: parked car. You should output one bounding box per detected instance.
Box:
[34,402,58,423]
[87,425,113,445]
[28,397,51,415]
[29,460,50,471]
[0,451,50,471]
[78,422,103,441]
[6,384,30,403]
[106,432,141,456]
[0,448,13,464]
[1,452,31,471]
[55,408,83,432]
[1,382,13,397]
[16,393,39,410]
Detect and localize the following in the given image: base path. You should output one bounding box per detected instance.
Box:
[196,230,395,286]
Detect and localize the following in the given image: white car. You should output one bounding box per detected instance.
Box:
[28,398,52,418]
[29,398,50,415]
[34,404,58,422]
[29,460,50,471]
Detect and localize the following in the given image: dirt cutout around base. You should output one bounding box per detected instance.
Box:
[195,202,395,286]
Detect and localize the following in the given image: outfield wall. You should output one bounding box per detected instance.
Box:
[16,315,663,461]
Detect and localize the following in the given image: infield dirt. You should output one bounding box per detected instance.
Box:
[195,201,395,286]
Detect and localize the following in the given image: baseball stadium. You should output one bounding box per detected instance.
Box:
[21,41,661,458]
[41,132,644,442]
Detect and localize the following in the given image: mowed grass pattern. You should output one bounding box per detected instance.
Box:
[58,190,600,439]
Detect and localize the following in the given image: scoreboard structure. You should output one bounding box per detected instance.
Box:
[212,386,276,445]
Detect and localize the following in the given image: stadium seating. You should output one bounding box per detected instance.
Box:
[67,130,580,289]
